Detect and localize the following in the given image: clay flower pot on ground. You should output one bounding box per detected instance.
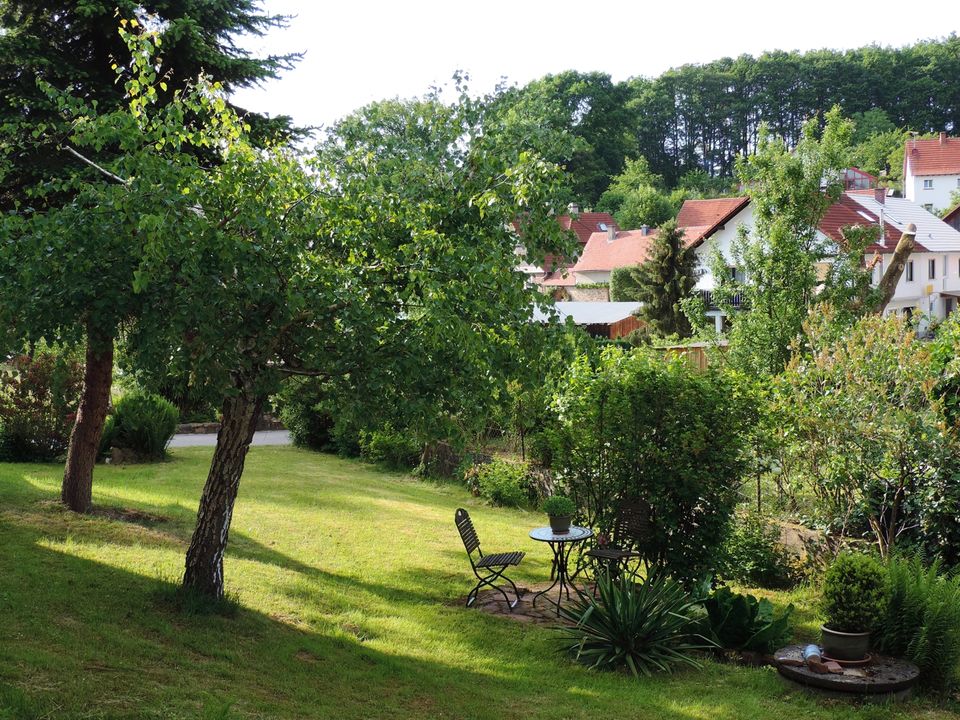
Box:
[820,552,888,661]
[541,495,576,534]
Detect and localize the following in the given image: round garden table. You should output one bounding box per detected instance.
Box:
[529,526,593,616]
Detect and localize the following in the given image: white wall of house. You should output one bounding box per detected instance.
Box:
[574,270,612,285]
[692,204,755,290]
[878,250,960,320]
[904,163,960,214]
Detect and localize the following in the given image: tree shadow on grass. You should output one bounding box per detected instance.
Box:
[0,519,734,720]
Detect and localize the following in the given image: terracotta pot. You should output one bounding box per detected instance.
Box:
[820,624,870,661]
[548,514,571,533]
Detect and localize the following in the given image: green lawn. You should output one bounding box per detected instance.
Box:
[0,447,956,719]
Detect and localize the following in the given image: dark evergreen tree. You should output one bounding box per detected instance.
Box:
[0,0,300,207]
[610,220,697,338]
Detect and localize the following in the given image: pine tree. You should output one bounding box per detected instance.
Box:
[0,0,300,207]
[611,220,697,337]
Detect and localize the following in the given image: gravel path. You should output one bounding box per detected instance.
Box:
[169,430,292,448]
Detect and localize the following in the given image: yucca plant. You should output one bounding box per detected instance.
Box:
[874,555,960,690]
[556,571,713,677]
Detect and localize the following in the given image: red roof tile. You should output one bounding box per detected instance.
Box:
[818,194,927,253]
[572,229,659,273]
[905,136,960,177]
[559,212,619,244]
[676,197,750,245]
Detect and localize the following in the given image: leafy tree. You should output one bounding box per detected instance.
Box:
[596,156,676,229]
[774,309,957,558]
[99,67,570,597]
[711,107,853,376]
[0,4,297,512]
[495,71,636,204]
[608,221,696,337]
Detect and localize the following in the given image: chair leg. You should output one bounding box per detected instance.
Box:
[468,567,516,611]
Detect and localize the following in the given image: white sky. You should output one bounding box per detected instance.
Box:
[230,0,959,132]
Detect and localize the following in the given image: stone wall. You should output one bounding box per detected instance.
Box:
[567,286,610,302]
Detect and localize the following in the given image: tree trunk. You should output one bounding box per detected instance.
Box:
[182,390,263,598]
[871,223,917,315]
[61,327,114,513]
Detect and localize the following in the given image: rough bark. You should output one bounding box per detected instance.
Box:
[182,390,263,598]
[60,328,114,513]
[871,223,917,315]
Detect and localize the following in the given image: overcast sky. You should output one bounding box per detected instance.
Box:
[230,0,959,132]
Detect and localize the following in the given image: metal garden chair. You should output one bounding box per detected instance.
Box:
[455,508,525,611]
[584,498,654,585]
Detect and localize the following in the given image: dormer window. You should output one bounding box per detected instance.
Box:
[923,179,934,190]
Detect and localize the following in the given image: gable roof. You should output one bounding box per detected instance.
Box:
[571,229,659,273]
[943,203,960,230]
[559,212,619,245]
[842,189,960,253]
[676,197,750,244]
[819,193,910,252]
[904,136,960,177]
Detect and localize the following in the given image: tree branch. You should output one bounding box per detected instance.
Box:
[63,146,130,185]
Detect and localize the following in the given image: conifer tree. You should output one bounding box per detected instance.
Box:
[610,220,697,337]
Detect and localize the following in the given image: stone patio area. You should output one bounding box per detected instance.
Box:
[466,580,594,624]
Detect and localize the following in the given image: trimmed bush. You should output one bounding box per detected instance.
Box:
[359,425,421,470]
[874,555,960,690]
[275,377,335,452]
[0,348,83,462]
[547,348,757,586]
[109,392,179,460]
[821,552,888,633]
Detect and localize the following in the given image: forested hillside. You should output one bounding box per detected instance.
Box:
[497,36,960,203]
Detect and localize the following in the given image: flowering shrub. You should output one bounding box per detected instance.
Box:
[0,348,83,461]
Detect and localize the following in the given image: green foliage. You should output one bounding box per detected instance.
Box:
[713,107,853,376]
[822,552,888,633]
[874,555,960,690]
[275,377,335,452]
[493,71,636,204]
[556,572,711,677]
[0,347,83,462]
[548,348,756,585]
[108,391,179,460]
[541,495,575,516]
[719,513,798,589]
[775,310,957,557]
[466,459,529,508]
[612,220,697,337]
[702,586,794,654]
[358,426,421,471]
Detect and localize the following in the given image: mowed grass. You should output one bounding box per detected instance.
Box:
[0,447,956,719]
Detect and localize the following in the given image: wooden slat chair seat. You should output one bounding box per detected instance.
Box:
[585,499,653,583]
[455,508,525,611]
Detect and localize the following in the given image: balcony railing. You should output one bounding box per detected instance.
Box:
[699,289,743,311]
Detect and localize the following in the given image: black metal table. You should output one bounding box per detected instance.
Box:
[529,526,593,615]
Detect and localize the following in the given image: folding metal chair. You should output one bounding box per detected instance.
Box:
[585,498,653,585]
[455,508,525,611]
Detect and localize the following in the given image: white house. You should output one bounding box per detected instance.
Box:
[683,190,960,329]
[903,134,960,214]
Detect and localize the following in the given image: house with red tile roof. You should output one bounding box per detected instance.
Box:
[570,225,659,285]
[903,134,960,214]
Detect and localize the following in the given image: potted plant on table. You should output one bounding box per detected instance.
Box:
[542,495,576,534]
[820,552,888,661]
